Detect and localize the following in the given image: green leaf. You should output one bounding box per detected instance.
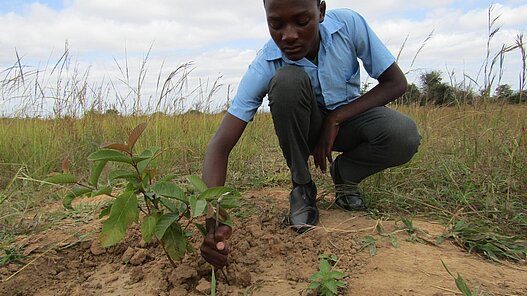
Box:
[308,272,323,282]
[45,174,77,184]
[141,213,159,243]
[307,282,320,290]
[215,196,240,209]
[186,175,208,193]
[160,174,178,182]
[190,196,207,218]
[127,123,147,151]
[325,280,338,294]
[194,223,207,236]
[211,268,217,296]
[455,273,473,295]
[100,191,139,247]
[131,155,152,163]
[161,223,187,261]
[151,182,185,201]
[108,169,136,181]
[155,212,180,239]
[99,205,111,218]
[160,198,183,213]
[89,160,108,186]
[319,259,331,272]
[88,149,133,164]
[63,187,93,209]
[329,271,345,279]
[389,235,400,248]
[361,236,376,256]
[91,186,112,197]
[136,147,160,174]
[199,187,240,202]
[218,211,234,227]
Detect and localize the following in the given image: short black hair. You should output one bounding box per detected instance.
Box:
[263,0,322,5]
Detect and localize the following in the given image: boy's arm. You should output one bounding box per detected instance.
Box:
[200,113,247,268]
[313,62,407,172]
[202,113,247,187]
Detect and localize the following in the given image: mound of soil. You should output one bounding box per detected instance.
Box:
[1,188,526,295]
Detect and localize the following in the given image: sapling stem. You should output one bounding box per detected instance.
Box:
[213,195,230,286]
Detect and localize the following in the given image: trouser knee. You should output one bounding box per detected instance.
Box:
[384,118,421,166]
[268,66,312,110]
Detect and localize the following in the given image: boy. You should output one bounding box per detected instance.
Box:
[200,0,421,268]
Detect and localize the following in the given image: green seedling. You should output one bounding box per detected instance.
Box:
[398,216,430,243]
[45,123,241,267]
[441,260,493,296]
[359,235,376,256]
[375,222,400,249]
[0,247,26,266]
[307,254,347,296]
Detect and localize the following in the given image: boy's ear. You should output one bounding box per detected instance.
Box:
[319,1,326,23]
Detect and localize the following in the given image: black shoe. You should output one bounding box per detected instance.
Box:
[330,157,365,211]
[289,181,319,233]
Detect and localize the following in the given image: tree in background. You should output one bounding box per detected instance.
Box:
[495,84,523,104]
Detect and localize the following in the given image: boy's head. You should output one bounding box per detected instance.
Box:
[263,0,326,61]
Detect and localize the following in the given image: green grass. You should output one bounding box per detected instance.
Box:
[1,104,526,262]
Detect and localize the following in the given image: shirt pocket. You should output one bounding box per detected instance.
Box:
[345,66,361,99]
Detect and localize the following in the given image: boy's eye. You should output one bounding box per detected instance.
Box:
[297,18,310,26]
[268,21,282,30]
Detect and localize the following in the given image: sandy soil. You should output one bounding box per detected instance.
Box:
[1,188,526,296]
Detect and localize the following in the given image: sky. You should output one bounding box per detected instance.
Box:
[1,0,526,115]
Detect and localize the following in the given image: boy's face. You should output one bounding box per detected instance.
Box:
[264,0,326,61]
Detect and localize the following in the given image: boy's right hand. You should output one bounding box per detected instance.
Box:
[200,218,232,268]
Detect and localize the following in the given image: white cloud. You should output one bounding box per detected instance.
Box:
[1,1,526,115]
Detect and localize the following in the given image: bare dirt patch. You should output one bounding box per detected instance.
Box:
[1,188,526,296]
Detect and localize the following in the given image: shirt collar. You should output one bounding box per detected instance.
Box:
[261,14,344,62]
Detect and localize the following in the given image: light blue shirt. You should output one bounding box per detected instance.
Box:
[228,9,396,123]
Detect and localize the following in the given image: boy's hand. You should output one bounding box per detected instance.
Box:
[200,218,232,268]
[313,116,340,173]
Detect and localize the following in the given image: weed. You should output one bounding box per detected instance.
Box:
[0,247,26,267]
[398,216,430,243]
[375,222,400,248]
[307,254,347,296]
[359,236,376,257]
[437,220,527,262]
[442,260,493,296]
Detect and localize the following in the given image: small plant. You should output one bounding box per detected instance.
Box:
[398,216,430,243]
[437,220,527,263]
[359,235,377,256]
[375,222,400,249]
[441,260,493,296]
[307,254,347,296]
[45,123,240,266]
[0,247,26,267]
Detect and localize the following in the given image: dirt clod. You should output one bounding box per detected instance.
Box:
[121,246,135,263]
[195,278,211,294]
[89,240,106,256]
[235,267,252,287]
[129,248,148,265]
[127,266,144,284]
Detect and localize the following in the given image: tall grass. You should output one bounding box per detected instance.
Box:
[364,104,526,236]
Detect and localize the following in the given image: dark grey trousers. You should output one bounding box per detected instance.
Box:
[268,65,421,185]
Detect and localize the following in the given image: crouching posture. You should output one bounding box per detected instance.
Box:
[200,0,421,268]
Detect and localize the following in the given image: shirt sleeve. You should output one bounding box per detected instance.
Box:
[347,10,395,79]
[227,57,271,123]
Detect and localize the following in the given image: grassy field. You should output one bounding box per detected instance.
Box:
[1,103,526,261]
